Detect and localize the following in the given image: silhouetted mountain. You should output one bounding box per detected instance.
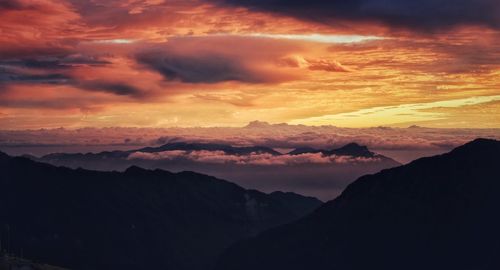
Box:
[0,154,321,270]
[244,120,272,128]
[216,139,500,270]
[325,142,373,157]
[136,142,281,156]
[288,142,394,159]
[37,142,280,167]
[287,147,320,155]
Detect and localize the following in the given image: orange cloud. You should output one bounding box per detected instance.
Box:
[306,59,353,72]
[0,0,499,129]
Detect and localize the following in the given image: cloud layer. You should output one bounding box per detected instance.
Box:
[128,150,380,165]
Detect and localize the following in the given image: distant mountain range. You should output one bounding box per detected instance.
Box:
[0,152,321,270]
[36,142,395,166]
[36,142,282,163]
[137,142,282,156]
[30,142,400,200]
[216,139,500,270]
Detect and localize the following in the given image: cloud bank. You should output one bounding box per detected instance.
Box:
[127,150,380,165]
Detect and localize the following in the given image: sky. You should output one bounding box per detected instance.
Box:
[0,0,499,129]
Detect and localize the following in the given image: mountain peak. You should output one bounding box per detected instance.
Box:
[328,142,373,157]
[124,165,148,174]
[287,147,319,155]
[453,138,499,151]
[0,151,10,160]
[428,138,500,162]
[337,142,368,151]
[244,121,272,128]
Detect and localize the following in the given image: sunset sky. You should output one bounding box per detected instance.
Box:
[1,0,499,129]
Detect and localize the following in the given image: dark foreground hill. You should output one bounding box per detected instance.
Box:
[216,139,500,270]
[0,153,321,270]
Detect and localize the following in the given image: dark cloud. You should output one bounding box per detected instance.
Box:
[78,81,144,97]
[0,55,141,97]
[0,71,143,97]
[0,98,96,110]
[0,46,74,60]
[0,0,24,10]
[0,69,142,98]
[0,55,110,69]
[0,67,71,84]
[212,0,500,31]
[136,50,278,84]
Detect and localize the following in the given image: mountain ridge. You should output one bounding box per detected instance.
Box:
[0,153,321,270]
[216,138,500,270]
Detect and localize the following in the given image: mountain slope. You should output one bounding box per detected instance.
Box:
[216,138,500,270]
[0,154,321,270]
